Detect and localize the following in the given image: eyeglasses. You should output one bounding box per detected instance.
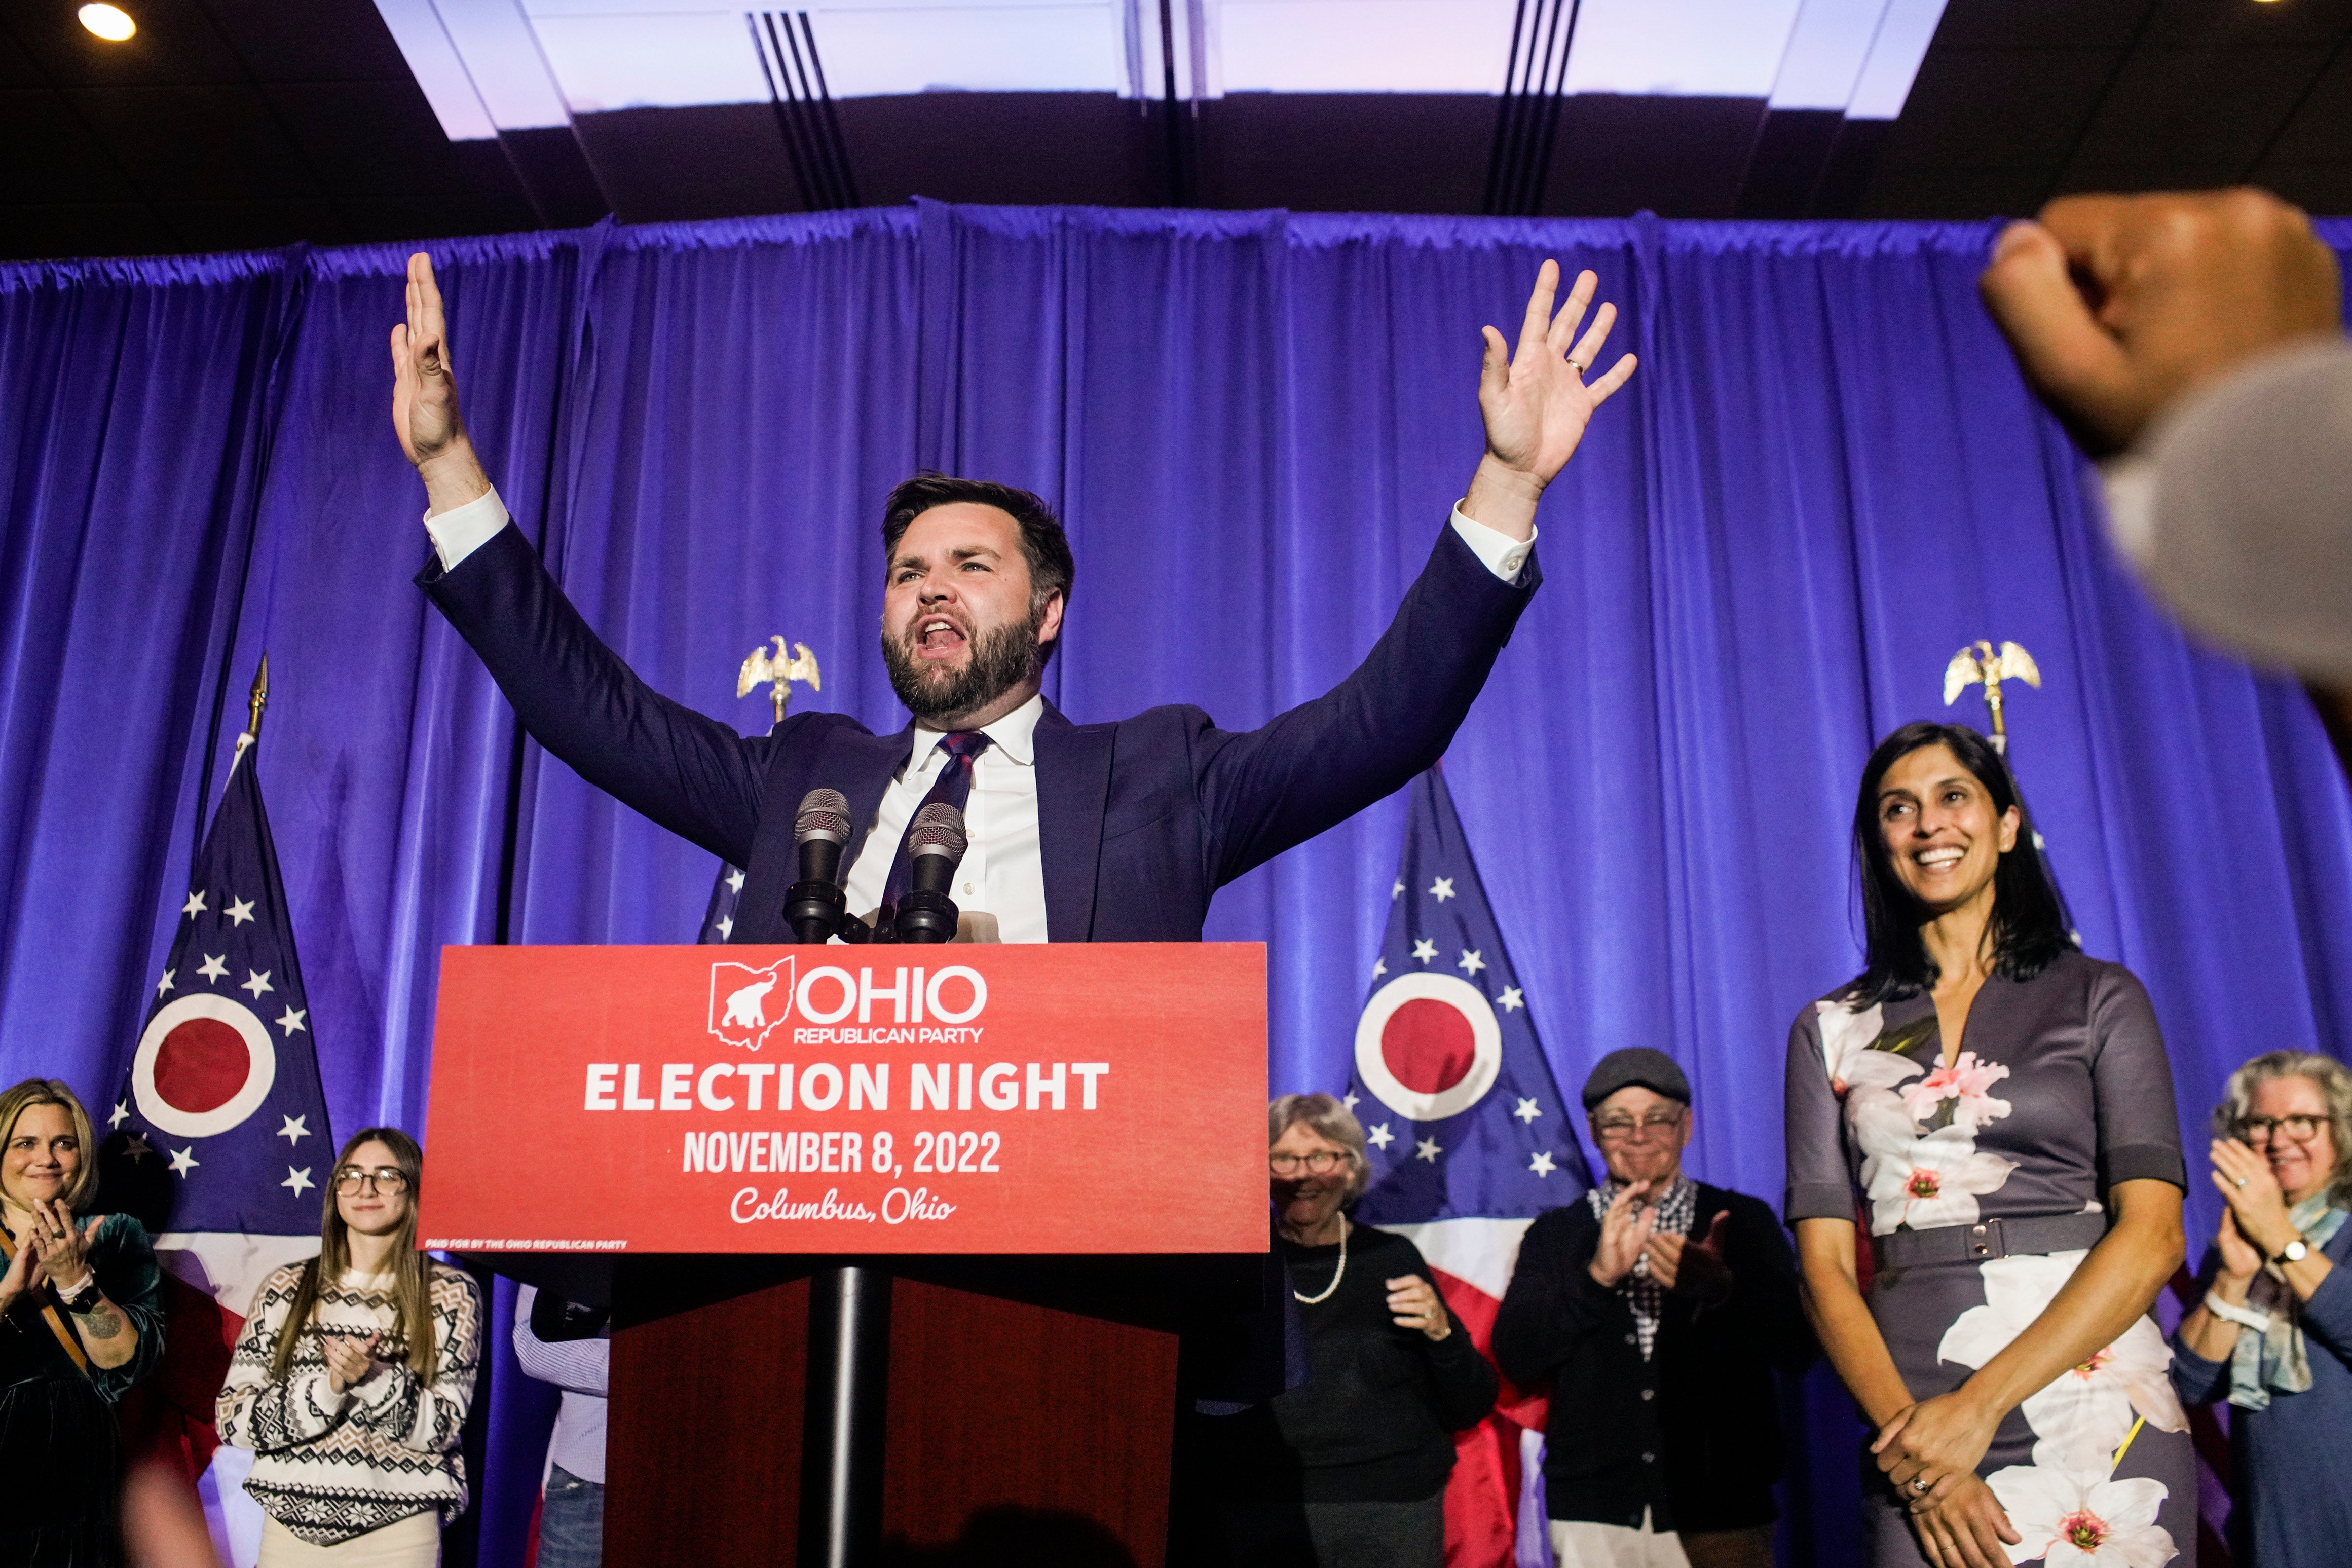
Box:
[1268,1151,1350,1176]
[1591,1110,1686,1142]
[2239,1115,2325,1146]
[334,1166,410,1194]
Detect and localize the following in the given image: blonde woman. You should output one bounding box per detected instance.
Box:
[217,1128,481,1567]
[2171,1050,2352,1567]
[1,1077,163,1565]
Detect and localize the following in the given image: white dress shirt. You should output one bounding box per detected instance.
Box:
[512,1284,609,1485]
[425,490,1534,943]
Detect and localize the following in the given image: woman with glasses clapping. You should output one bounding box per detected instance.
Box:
[2171,1051,2352,1567]
[217,1128,481,1567]
[1172,1094,1496,1567]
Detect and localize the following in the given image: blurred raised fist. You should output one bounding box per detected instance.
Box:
[1980,188,2341,457]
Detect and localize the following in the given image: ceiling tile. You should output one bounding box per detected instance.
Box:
[264,81,533,202]
[0,200,181,258]
[68,84,325,200]
[200,0,415,83]
[2061,43,2332,176]
[0,87,143,201]
[9,0,247,88]
[154,196,348,250]
[1871,47,2119,171]
[1927,0,2155,53]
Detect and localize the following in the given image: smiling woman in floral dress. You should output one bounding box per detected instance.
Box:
[1783,722,2194,1568]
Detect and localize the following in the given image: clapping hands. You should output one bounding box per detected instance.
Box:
[1588,1180,1658,1288]
[323,1331,382,1395]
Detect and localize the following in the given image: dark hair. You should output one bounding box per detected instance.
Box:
[881,475,1075,667]
[1847,721,2068,1004]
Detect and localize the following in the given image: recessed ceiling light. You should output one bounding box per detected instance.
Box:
[78,4,136,42]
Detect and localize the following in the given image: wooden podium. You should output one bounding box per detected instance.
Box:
[421,944,1270,1567]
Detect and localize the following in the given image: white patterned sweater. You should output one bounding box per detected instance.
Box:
[216,1262,483,1546]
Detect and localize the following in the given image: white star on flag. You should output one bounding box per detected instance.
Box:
[1457,948,1485,976]
[1514,1097,1542,1123]
[1429,877,1456,902]
[109,1102,129,1130]
[182,890,207,917]
[1367,1123,1394,1149]
[196,954,228,982]
[1341,1092,1360,1111]
[717,916,734,939]
[240,969,274,999]
[281,1167,315,1197]
[1529,1151,1558,1177]
[225,897,256,926]
[124,1134,153,1163]
[1371,958,1387,978]
[168,1146,200,1176]
[1415,1137,1443,1163]
[276,1006,307,1036]
[727,869,745,894]
[1411,938,1438,964]
[1392,879,1405,899]
[155,969,174,997]
[1498,986,1525,1012]
[278,1115,309,1145]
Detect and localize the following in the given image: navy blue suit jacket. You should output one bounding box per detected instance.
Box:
[422,520,1538,942]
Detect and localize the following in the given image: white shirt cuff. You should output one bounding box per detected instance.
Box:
[1449,504,1536,581]
[424,487,511,574]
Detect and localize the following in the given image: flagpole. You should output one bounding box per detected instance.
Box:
[225,653,268,785]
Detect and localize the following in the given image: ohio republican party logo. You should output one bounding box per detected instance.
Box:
[1354,973,1501,1122]
[133,993,279,1138]
[709,956,797,1051]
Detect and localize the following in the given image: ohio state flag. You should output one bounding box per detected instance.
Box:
[1347,768,1591,1568]
[106,727,331,1565]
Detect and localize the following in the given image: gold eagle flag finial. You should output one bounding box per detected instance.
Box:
[1942,639,2042,753]
[737,636,821,729]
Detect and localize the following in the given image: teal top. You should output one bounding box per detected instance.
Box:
[1,1211,166,1402]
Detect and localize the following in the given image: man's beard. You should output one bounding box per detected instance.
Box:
[881,605,1043,725]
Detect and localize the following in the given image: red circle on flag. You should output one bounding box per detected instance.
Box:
[153,1019,249,1113]
[1380,998,1477,1094]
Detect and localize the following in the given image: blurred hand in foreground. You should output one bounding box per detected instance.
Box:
[1979,188,2341,457]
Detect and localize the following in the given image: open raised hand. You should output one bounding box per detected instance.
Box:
[390,252,491,513]
[1464,260,1638,540]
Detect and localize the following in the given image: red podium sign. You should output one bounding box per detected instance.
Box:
[420,943,1266,1255]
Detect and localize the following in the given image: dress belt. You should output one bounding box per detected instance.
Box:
[1871,1211,2111,1271]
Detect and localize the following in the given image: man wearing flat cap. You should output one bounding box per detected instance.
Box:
[1494,1049,1814,1568]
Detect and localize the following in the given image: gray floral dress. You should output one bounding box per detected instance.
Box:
[1783,949,2196,1567]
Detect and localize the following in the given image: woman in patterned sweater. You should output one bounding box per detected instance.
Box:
[217,1127,481,1566]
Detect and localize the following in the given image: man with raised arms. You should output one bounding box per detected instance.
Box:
[392,251,1633,945]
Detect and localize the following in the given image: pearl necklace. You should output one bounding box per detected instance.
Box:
[1291,1220,1348,1305]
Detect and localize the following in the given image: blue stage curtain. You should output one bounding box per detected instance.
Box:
[3,208,2348,1565]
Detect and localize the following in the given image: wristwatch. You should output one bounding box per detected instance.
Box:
[2272,1240,2309,1266]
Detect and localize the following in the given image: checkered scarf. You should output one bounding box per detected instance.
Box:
[1585,1174,1697,1361]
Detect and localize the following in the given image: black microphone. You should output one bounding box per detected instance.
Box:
[891,802,967,945]
[785,789,853,944]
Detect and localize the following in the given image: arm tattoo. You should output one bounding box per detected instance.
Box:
[74,1305,125,1339]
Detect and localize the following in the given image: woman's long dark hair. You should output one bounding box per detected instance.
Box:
[1847,722,2069,1004]
[268,1127,434,1382]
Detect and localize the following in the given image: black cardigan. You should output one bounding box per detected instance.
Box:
[1491,1184,1814,1533]
[1193,1223,1498,1504]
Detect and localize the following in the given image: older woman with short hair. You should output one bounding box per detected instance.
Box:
[2172,1050,2352,1566]
[1177,1093,1497,1567]
[1,1076,165,1565]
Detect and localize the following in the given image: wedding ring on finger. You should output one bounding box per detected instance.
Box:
[1911,1476,1930,1495]
[1566,357,1587,377]
[2235,1177,2249,1187]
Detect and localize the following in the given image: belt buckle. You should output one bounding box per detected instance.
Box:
[1967,1220,2000,1260]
